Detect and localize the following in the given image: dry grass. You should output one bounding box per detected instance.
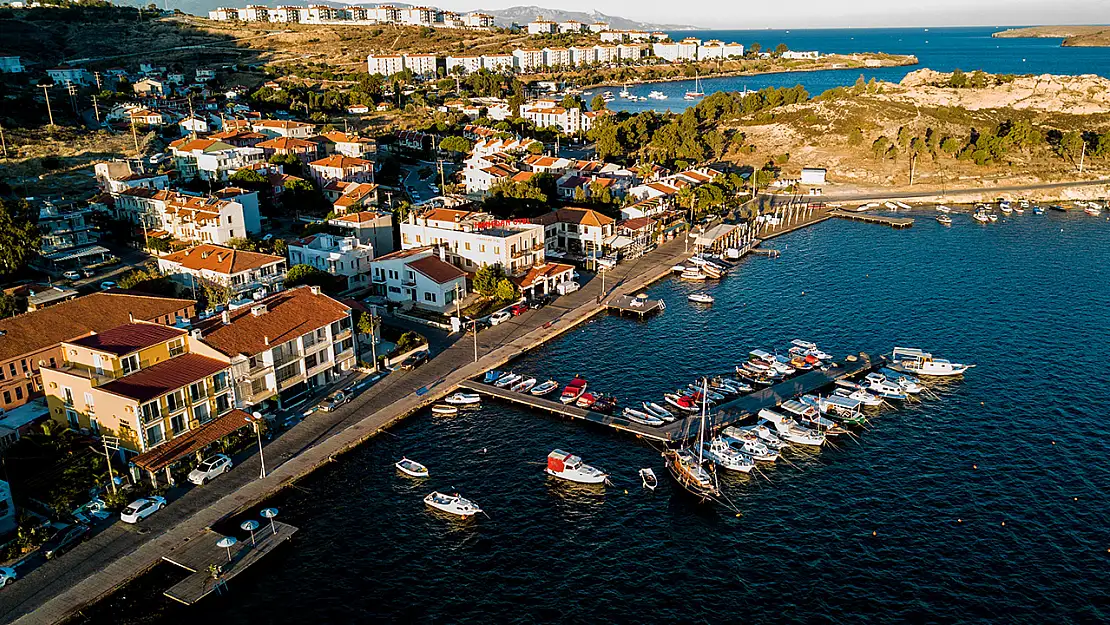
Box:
[0,127,153,197]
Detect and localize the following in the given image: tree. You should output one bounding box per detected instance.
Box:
[473,264,503,296]
[117,267,177,296]
[526,141,544,155]
[0,293,22,320]
[0,199,41,276]
[871,136,892,159]
[590,94,607,111]
[940,137,961,154]
[438,135,472,154]
[229,169,267,185]
[947,69,969,88]
[749,42,762,56]
[284,264,332,289]
[146,237,170,253]
[847,127,864,146]
[200,281,233,311]
[494,277,517,302]
[1058,130,1085,164]
[775,43,789,56]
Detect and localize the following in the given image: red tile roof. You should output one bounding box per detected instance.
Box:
[131,408,252,473]
[197,286,350,357]
[160,244,284,275]
[407,255,466,284]
[68,323,186,356]
[310,155,373,169]
[100,353,230,402]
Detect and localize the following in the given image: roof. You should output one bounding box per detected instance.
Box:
[331,210,388,224]
[424,208,473,223]
[373,246,433,262]
[534,207,615,228]
[160,244,284,275]
[317,131,371,144]
[407,255,466,285]
[310,155,373,169]
[510,171,536,183]
[514,262,575,288]
[197,286,351,357]
[620,216,656,231]
[68,323,186,356]
[256,136,317,150]
[131,409,253,473]
[0,293,194,362]
[253,119,314,129]
[99,353,230,402]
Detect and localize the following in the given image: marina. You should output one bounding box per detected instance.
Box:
[829,209,915,228]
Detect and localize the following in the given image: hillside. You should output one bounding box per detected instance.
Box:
[471,6,696,30]
[992,25,1110,47]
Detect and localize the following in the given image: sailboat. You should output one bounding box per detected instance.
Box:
[684,71,704,100]
[662,378,720,502]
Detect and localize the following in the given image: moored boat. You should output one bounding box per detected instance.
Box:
[545,449,609,484]
[511,377,537,393]
[560,376,587,404]
[575,392,597,409]
[936,214,952,225]
[664,392,699,413]
[701,439,754,473]
[395,457,429,477]
[759,409,825,447]
[431,404,458,416]
[890,347,974,376]
[642,401,675,422]
[531,380,559,396]
[688,293,714,304]
[445,392,481,405]
[680,269,707,280]
[640,468,658,490]
[494,372,521,388]
[424,491,482,518]
[623,407,665,426]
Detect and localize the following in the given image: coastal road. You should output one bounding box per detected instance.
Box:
[763,177,1110,206]
[0,236,694,625]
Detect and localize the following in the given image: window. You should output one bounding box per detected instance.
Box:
[65,409,79,429]
[140,402,162,424]
[423,291,437,303]
[8,364,15,377]
[89,418,100,436]
[190,381,207,402]
[304,353,318,370]
[84,392,95,409]
[215,393,231,415]
[212,372,229,392]
[144,423,164,447]
[168,339,185,357]
[20,360,27,373]
[2,392,9,404]
[170,413,186,435]
[166,389,186,412]
[193,402,211,424]
[464,242,471,250]
[121,354,139,375]
[388,286,401,294]
[15,387,24,401]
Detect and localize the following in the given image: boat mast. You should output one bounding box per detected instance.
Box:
[697,377,708,464]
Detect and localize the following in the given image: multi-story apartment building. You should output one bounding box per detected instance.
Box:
[400,208,544,276]
[288,233,374,291]
[156,192,261,245]
[534,207,616,257]
[169,138,265,182]
[328,211,395,255]
[37,202,99,258]
[256,136,320,162]
[368,54,406,76]
[542,47,571,67]
[512,49,544,72]
[527,19,556,35]
[463,12,494,28]
[594,45,618,64]
[481,54,514,72]
[309,155,375,186]
[208,7,240,20]
[569,46,596,66]
[94,161,171,198]
[589,22,610,33]
[521,99,587,135]
[401,6,437,25]
[241,5,270,21]
[446,55,482,75]
[403,54,438,77]
[195,286,355,409]
[157,244,287,301]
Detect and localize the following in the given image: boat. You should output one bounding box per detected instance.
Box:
[758,409,825,447]
[987,213,999,222]
[936,205,952,213]
[700,264,723,279]
[790,340,832,360]
[560,376,587,404]
[622,407,664,426]
[789,355,814,370]
[395,457,429,477]
[483,370,502,383]
[494,372,521,388]
[662,381,719,501]
[720,432,779,462]
[973,210,990,223]
[815,395,866,422]
[431,404,458,416]
[862,374,908,400]
[833,386,883,407]
[688,293,714,304]
[684,71,704,99]
[424,491,482,518]
[701,438,755,473]
[575,392,597,409]
[592,395,618,413]
[531,380,559,396]
[1032,205,1045,215]
[680,269,707,280]
[648,90,668,100]
[444,392,481,405]
[782,399,846,436]
[890,347,974,376]
[999,200,1012,214]
[671,264,687,272]
[876,368,924,394]
[728,423,790,451]
[936,214,952,225]
[686,385,723,402]
[663,392,699,413]
[511,377,537,393]
[642,401,675,422]
[545,449,609,484]
[639,468,658,491]
[1085,205,1102,216]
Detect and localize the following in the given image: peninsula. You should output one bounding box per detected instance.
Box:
[992,25,1110,47]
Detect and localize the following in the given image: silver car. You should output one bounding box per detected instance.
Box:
[188,454,232,485]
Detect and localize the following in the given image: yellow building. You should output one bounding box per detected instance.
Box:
[41,322,235,459]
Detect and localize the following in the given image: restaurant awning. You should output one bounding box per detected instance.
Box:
[44,245,111,262]
[131,409,254,473]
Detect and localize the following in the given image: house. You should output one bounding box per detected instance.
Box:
[315,131,376,158]
[129,108,166,127]
[522,154,572,174]
[168,138,264,182]
[132,78,165,96]
[157,244,286,301]
[616,217,657,258]
[309,155,375,186]
[0,57,24,73]
[464,158,518,195]
[346,104,369,114]
[534,207,615,257]
[328,211,395,255]
[782,50,820,60]
[16,284,79,312]
[512,262,575,300]
[369,247,466,313]
[194,286,356,410]
[196,68,217,81]
[527,19,557,35]
[156,191,261,245]
[251,119,316,139]
[94,161,171,198]
[46,67,91,86]
[620,197,670,220]
[401,208,544,276]
[256,136,320,162]
[288,233,374,291]
[208,129,268,147]
[40,322,234,463]
[179,116,210,134]
[0,292,195,413]
[324,180,380,215]
[800,167,827,185]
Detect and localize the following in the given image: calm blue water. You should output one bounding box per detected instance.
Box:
[76,209,1110,623]
[602,27,1110,112]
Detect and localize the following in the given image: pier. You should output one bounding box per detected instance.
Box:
[829,209,914,228]
[605,294,666,319]
[161,521,298,605]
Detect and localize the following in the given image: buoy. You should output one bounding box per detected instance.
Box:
[624,490,628,494]
[1052,441,1056,445]
[1074,497,1078,501]
[980,401,984,405]
[1001,521,1006,526]
[958,518,962,523]
[973,464,978,469]
[872,530,877,536]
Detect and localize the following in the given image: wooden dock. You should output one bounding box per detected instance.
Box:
[162,521,297,605]
[458,354,874,443]
[830,209,914,228]
[605,294,666,319]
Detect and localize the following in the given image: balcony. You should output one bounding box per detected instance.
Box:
[371,274,386,284]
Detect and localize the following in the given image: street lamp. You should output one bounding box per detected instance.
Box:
[245,412,267,479]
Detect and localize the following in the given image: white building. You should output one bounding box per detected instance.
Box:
[800,167,827,185]
[240,5,270,21]
[512,49,544,72]
[463,13,495,29]
[403,54,438,77]
[0,57,24,73]
[652,40,698,62]
[288,233,374,291]
[558,20,585,33]
[588,22,610,33]
[542,47,570,68]
[368,54,405,77]
[401,208,545,276]
[157,244,286,300]
[782,50,820,60]
[251,119,315,139]
[169,138,265,182]
[527,19,557,35]
[593,45,617,64]
[481,54,514,72]
[94,161,171,199]
[617,44,649,61]
[534,207,615,257]
[46,68,92,86]
[521,99,584,135]
[370,247,467,314]
[568,46,595,66]
[446,55,482,74]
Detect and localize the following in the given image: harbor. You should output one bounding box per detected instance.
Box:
[829,209,915,228]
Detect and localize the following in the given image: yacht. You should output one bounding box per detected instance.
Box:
[758,409,825,447]
[684,71,705,99]
[890,347,974,376]
[701,439,755,473]
[424,492,482,518]
[648,90,668,100]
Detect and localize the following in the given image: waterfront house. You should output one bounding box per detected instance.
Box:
[157,244,286,301]
[369,247,467,313]
[512,262,575,300]
[534,207,615,258]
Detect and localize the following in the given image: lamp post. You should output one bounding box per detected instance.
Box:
[245,412,267,479]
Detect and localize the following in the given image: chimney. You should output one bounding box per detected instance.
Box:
[221,310,230,324]
[128,312,135,323]
[264,336,270,346]
[309,285,321,295]
[251,304,268,317]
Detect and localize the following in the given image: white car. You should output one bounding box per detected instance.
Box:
[120,496,166,524]
[0,566,15,587]
[62,271,81,281]
[187,454,232,485]
[489,311,511,326]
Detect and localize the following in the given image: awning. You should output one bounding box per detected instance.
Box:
[131,409,254,473]
[44,245,111,262]
[694,224,737,246]
[604,235,634,249]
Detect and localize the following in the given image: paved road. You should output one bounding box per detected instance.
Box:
[1,235,693,625]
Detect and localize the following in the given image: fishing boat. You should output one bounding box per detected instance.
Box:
[680,269,707,280]
[815,395,866,423]
[789,355,814,371]
[735,370,774,387]
[575,392,597,409]
[973,210,990,223]
[758,409,825,447]
[431,404,458,416]
[790,340,832,360]
[592,395,618,413]
[642,401,675,422]
[1085,205,1102,215]
[987,213,999,222]
[833,386,882,407]
[531,380,559,396]
[483,370,503,383]
[684,71,704,99]
[717,378,752,394]
[688,293,714,304]
[936,214,952,225]
[890,347,974,376]
[445,392,481,405]
[395,457,429,477]
[640,468,658,491]
[772,354,797,375]
[664,393,699,413]
[936,205,952,213]
[623,407,664,426]
[511,377,537,393]
[545,449,609,484]
[662,381,719,501]
[424,491,482,518]
[494,372,521,388]
[720,431,779,462]
[560,376,587,404]
[701,438,755,473]
[862,374,908,400]
[782,400,846,436]
[876,368,924,394]
[1032,205,1045,215]
[999,200,1012,214]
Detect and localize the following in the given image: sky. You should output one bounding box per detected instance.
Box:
[445,0,1109,29]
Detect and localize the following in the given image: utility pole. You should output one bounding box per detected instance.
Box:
[40,84,55,128]
[438,158,446,191]
[368,309,378,372]
[130,117,140,152]
[909,152,917,186]
[91,95,101,123]
[66,82,78,114]
[94,71,102,90]
[1078,141,1086,173]
[0,120,7,159]
[102,436,120,495]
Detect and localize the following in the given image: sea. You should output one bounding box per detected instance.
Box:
[74,208,1110,624]
[600,26,1110,112]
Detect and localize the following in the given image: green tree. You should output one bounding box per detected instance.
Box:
[526,141,544,155]
[0,293,22,320]
[118,267,177,296]
[0,199,41,276]
[590,94,607,111]
[940,137,961,154]
[494,277,517,302]
[229,169,267,185]
[775,43,788,56]
[284,264,332,289]
[473,264,503,295]
[871,136,892,159]
[947,69,969,88]
[847,127,864,146]
[438,136,472,154]
[1058,130,1085,164]
[749,42,762,56]
[146,237,170,253]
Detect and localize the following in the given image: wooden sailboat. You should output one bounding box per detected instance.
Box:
[662,378,720,502]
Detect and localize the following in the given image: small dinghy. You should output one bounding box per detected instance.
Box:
[511,377,537,393]
[531,379,559,396]
[623,407,664,426]
[483,370,503,384]
[431,404,458,416]
[688,293,714,304]
[639,468,658,491]
[444,392,481,405]
[680,269,707,281]
[671,264,687,273]
[642,401,675,422]
[494,372,521,388]
[395,457,429,477]
[424,491,482,518]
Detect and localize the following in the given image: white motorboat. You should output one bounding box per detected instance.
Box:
[1084,205,1102,216]
[688,293,714,304]
[833,386,882,407]
[642,401,676,422]
[973,211,990,223]
[936,214,952,225]
[648,90,668,100]
[863,374,908,400]
[511,377,537,393]
[782,400,846,436]
[671,264,687,272]
[395,457,429,477]
[790,340,832,360]
[878,368,924,394]
[545,449,609,484]
[431,404,458,416]
[444,392,481,405]
[424,491,482,518]
[720,433,779,462]
[531,380,559,396]
[987,213,999,222]
[639,468,658,491]
[936,205,952,213]
[494,372,521,388]
[623,407,664,427]
[727,424,790,451]
[890,347,974,376]
[701,439,754,473]
[680,269,707,280]
[758,409,825,447]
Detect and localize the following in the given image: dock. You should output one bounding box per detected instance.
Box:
[161,521,297,605]
[605,294,666,319]
[459,354,874,443]
[830,209,914,228]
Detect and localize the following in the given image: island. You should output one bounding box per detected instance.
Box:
[992,25,1110,47]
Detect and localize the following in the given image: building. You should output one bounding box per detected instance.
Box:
[0,292,195,413]
[309,155,375,186]
[782,50,820,60]
[800,167,827,185]
[481,54,514,72]
[588,22,610,33]
[37,202,100,259]
[256,136,320,162]
[512,48,544,72]
[251,119,315,139]
[0,56,25,73]
[521,99,584,135]
[241,4,270,21]
[17,284,79,312]
[527,19,556,35]
[194,286,355,410]
[368,54,405,76]
[593,45,617,64]
[401,208,544,276]
[179,116,210,135]
[46,67,91,86]
[155,191,261,245]
[698,40,744,59]
[512,261,575,299]
[369,247,466,313]
[462,12,494,29]
[157,244,286,301]
[534,207,615,257]
[557,20,585,33]
[569,46,595,66]
[403,53,438,77]
[288,233,374,291]
[542,47,570,68]
[328,211,394,254]
[315,131,375,159]
[209,7,240,20]
[446,55,482,75]
[168,138,265,182]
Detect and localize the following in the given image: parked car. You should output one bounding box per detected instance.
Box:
[62,271,81,281]
[400,351,428,371]
[99,281,117,291]
[187,454,232,485]
[0,567,15,587]
[42,524,90,560]
[489,311,511,326]
[509,303,528,316]
[120,496,166,524]
[320,390,350,412]
[556,281,580,295]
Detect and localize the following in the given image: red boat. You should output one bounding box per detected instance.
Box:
[560,376,587,404]
[575,392,597,408]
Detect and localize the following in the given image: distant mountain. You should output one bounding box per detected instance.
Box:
[471,6,697,30]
